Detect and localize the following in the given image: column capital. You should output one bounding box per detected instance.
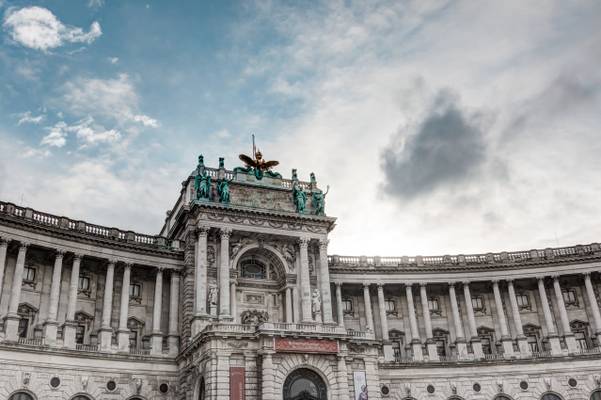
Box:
[405,282,414,288]
[448,282,456,288]
[491,279,500,284]
[123,262,133,271]
[536,276,546,282]
[196,224,210,236]
[220,227,232,238]
[506,278,514,284]
[551,274,560,281]
[419,282,428,288]
[376,282,384,289]
[583,271,592,277]
[297,237,310,247]
[72,252,84,260]
[18,241,31,249]
[107,258,118,266]
[335,281,343,288]
[55,248,67,257]
[156,266,165,274]
[318,238,329,248]
[170,270,180,278]
[362,282,372,289]
[461,280,470,286]
[0,236,10,246]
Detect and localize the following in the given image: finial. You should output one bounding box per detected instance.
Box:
[219,157,225,169]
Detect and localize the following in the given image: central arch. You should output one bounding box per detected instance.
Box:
[283,368,327,400]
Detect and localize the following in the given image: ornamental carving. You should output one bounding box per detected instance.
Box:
[231,238,256,260]
[240,309,269,325]
[207,246,216,267]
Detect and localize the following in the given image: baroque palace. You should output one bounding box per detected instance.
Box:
[0,152,600,400]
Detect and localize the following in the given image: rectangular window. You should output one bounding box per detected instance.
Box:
[385,299,396,314]
[435,339,446,356]
[342,299,353,314]
[527,335,539,352]
[23,266,36,282]
[18,318,29,338]
[129,283,141,298]
[471,297,484,311]
[516,294,530,308]
[75,325,85,344]
[575,331,588,350]
[129,330,138,349]
[78,276,90,291]
[562,289,577,306]
[428,298,440,314]
[481,337,492,354]
[392,341,401,359]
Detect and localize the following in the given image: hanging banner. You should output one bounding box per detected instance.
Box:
[230,367,245,400]
[353,371,368,400]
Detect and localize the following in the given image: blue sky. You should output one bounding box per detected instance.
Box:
[1,1,601,256]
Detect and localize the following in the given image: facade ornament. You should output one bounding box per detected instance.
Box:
[312,288,322,316]
[496,380,503,393]
[241,309,269,325]
[544,377,552,391]
[194,154,212,200]
[230,238,255,261]
[133,378,143,394]
[593,375,601,388]
[81,375,89,390]
[404,383,411,397]
[234,136,281,180]
[207,246,216,267]
[22,372,31,386]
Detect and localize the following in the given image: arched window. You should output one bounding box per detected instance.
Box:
[591,390,601,400]
[541,393,562,400]
[283,368,327,400]
[495,395,513,400]
[71,396,93,400]
[241,259,266,279]
[8,392,35,400]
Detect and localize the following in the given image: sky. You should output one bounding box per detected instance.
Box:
[1,1,601,257]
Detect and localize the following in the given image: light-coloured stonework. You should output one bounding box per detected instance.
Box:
[0,159,600,400]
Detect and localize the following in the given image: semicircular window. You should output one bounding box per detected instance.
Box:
[241,259,266,279]
[541,394,562,400]
[9,393,35,400]
[283,368,327,400]
[591,390,601,400]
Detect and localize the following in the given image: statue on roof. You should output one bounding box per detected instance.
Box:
[194,154,211,200]
[292,170,307,213]
[234,134,282,180]
[312,185,329,216]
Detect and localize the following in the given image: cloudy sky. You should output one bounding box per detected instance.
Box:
[1,1,600,257]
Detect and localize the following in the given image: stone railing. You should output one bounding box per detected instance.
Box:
[0,201,182,251]
[75,343,99,352]
[200,167,313,191]
[258,322,347,335]
[329,243,601,269]
[17,337,44,346]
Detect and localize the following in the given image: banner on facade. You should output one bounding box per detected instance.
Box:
[274,337,338,354]
[230,367,245,400]
[353,371,368,400]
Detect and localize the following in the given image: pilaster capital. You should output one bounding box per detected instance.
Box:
[297,237,310,247]
[220,228,232,239]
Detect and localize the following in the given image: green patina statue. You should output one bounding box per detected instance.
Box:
[217,178,230,203]
[291,170,306,213]
[235,136,281,180]
[194,154,211,200]
[312,185,329,216]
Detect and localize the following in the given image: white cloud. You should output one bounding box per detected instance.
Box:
[108,56,119,64]
[61,74,159,127]
[41,122,67,147]
[41,117,121,148]
[22,147,50,158]
[3,6,102,51]
[17,111,44,125]
[88,0,104,9]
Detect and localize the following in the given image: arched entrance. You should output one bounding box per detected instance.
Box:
[8,392,35,400]
[283,368,327,400]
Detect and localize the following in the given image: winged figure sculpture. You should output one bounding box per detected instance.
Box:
[235,135,281,180]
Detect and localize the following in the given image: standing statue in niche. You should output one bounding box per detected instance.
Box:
[311,288,321,316]
[208,287,218,305]
[194,155,211,200]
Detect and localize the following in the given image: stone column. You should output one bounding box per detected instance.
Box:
[318,239,333,323]
[406,283,423,360]
[363,283,374,333]
[507,279,529,355]
[150,267,164,355]
[449,283,467,356]
[219,228,231,319]
[552,276,577,352]
[99,260,116,351]
[5,242,29,341]
[261,353,275,400]
[492,280,513,355]
[299,237,313,322]
[377,283,393,360]
[584,272,601,345]
[43,249,64,346]
[462,281,483,358]
[335,282,345,328]
[192,225,209,335]
[0,237,8,307]
[336,355,350,400]
[420,283,438,360]
[168,271,180,356]
[292,286,300,323]
[537,277,561,355]
[117,263,132,352]
[285,287,293,323]
[230,280,237,323]
[63,253,82,349]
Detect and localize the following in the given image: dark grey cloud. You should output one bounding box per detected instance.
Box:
[381,90,488,200]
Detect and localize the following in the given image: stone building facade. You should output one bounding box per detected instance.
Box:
[0,156,600,400]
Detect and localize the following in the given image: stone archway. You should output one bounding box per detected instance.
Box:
[283,368,327,400]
